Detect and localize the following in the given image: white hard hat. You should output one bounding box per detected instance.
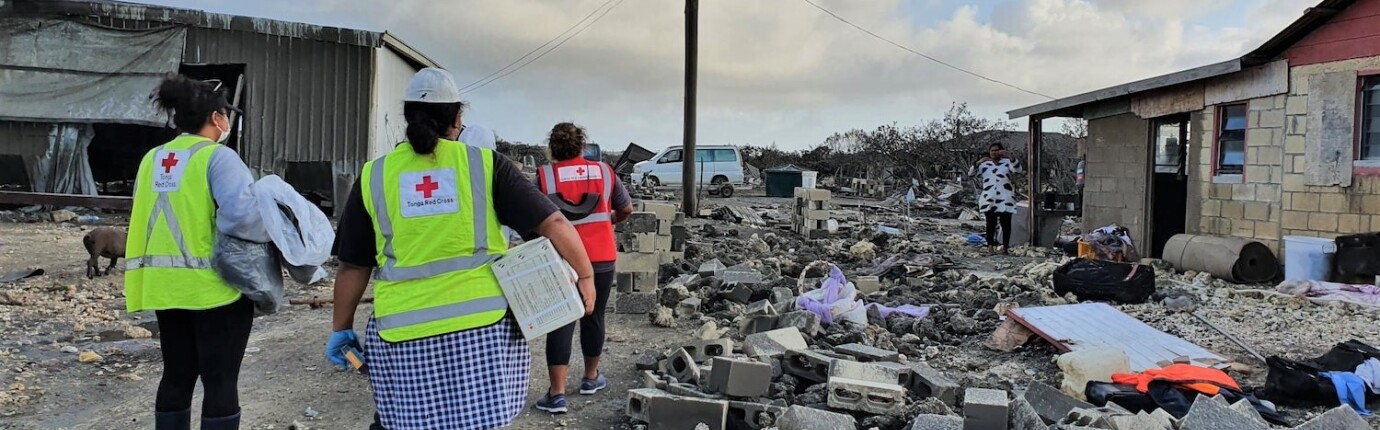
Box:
[404,68,461,103]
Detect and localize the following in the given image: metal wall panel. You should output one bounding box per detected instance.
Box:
[184,27,374,208]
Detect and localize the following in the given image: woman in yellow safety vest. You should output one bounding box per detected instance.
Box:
[127,74,269,430]
[327,67,596,430]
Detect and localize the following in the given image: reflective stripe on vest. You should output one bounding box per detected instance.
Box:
[539,162,614,219]
[127,141,215,270]
[367,144,497,282]
[374,296,509,332]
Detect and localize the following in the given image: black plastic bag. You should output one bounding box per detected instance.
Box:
[1052,258,1155,304]
[1262,356,1338,407]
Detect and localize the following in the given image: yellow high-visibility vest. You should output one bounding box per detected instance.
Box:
[361,139,508,342]
[125,135,240,312]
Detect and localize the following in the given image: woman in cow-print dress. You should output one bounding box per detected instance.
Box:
[967,142,1023,254]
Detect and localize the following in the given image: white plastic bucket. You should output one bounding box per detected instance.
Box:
[801,171,818,189]
[1283,235,1336,281]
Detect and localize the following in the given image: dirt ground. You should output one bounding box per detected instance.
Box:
[0,221,686,430]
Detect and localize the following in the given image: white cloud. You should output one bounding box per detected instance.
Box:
[146,0,1317,150]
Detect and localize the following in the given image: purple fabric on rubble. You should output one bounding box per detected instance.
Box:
[1278,280,1380,308]
[867,303,930,319]
[797,265,849,325]
[797,265,931,324]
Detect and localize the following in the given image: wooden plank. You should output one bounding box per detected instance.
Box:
[0,191,132,210]
[1008,303,1227,371]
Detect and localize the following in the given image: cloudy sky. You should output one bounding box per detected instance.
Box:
[147,0,1317,150]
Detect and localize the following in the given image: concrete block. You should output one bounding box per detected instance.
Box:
[618,252,662,273]
[1008,397,1049,430]
[909,414,963,430]
[1023,381,1092,425]
[783,349,836,383]
[637,201,678,220]
[910,362,960,405]
[615,291,658,314]
[1179,395,1266,430]
[1292,405,1367,430]
[1061,407,1117,428]
[655,234,672,251]
[627,388,670,423]
[719,283,753,304]
[666,347,701,384]
[853,276,881,294]
[677,297,701,317]
[1105,413,1172,430]
[667,382,724,400]
[726,401,786,430]
[804,209,830,220]
[659,220,673,235]
[829,359,910,386]
[776,310,821,336]
[646,394,728,430]
[699,259,726,278]
[963,388,1010,430]
[722,265,765,285]
[707,356,773,397]
[740,315,780,336]
[745,299,778,317]
[793,187,831,201]
[826,377,907,415]
[834,343,900,362]
[617,271,658,292]
[660,250,683,264]
[677,338,734,363]
[1228,400,1266,425]
[743,327,808,358]
[777,405,856,430]
[770,287,795,304]
[642,369,667,389]
[635,352,662,371]
[622,212,659,233]
[623,232,657,252]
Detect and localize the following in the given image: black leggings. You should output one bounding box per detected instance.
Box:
[545,270,614,366]
[154,296,254,418]
[985,210,1013,247]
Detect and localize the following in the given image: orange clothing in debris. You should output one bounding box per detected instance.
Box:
[1110,364,1241,396]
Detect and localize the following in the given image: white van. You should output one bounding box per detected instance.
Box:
[633,145,746,189]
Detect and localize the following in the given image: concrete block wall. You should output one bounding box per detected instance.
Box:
[1195,95,1286,254]
[1083,113,1150,248]
[1279,56,1380,242]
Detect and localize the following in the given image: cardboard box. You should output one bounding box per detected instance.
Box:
[492,238,583,340]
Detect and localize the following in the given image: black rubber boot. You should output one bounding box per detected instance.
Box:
[154,409,191,430]
[201,412,240,430]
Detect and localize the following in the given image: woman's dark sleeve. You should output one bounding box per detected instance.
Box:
[492,153,558,235]
[335,179,378,267]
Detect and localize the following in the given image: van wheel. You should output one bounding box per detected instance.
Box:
[644,176,661,188]
[718,183,735,198]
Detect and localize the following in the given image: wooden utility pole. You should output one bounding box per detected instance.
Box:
[682,0,698,214]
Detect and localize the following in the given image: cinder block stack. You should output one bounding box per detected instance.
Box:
[615,201,684,293]
[792,187,831,236]
[851,178,885,198]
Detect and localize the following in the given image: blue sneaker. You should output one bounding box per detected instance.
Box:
[535,393,567,414]
[579,373,608,395]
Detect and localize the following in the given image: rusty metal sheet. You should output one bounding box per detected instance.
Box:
[1007,303,1227,371]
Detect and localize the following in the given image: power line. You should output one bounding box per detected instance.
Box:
[800,0,1054,100]
[458,0,617,92]
[461,0,626,94]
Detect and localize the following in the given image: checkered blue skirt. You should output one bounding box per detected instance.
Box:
[365,316,530,430]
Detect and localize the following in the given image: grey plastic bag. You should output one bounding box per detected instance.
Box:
[212,234,285,315]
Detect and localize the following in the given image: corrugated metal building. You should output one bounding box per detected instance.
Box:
[0,0,440,212]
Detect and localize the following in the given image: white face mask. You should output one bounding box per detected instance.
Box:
[215,112,231,144]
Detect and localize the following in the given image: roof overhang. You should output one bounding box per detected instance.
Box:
[1006,0,1355,120]
[381,32,441,70]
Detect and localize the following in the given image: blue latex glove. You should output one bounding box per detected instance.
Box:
[326,329,361,370]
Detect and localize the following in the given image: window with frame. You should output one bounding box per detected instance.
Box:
[660,149,682,163]
[1216,104,1247,175]
[1362,76,1380,160]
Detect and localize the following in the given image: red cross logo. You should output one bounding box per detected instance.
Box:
[575,166,586,176]
[415,175,440,198]
[160,152,179,174]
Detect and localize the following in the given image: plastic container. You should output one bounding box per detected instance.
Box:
[1283,235,1336,281]
[801,171,818,189]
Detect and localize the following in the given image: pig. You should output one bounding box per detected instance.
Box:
[83,227,126,278]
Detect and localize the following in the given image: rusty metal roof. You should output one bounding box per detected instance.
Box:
[1007,0,1356,120]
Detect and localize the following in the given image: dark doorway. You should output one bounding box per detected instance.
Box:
[1149,115,1189,258]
